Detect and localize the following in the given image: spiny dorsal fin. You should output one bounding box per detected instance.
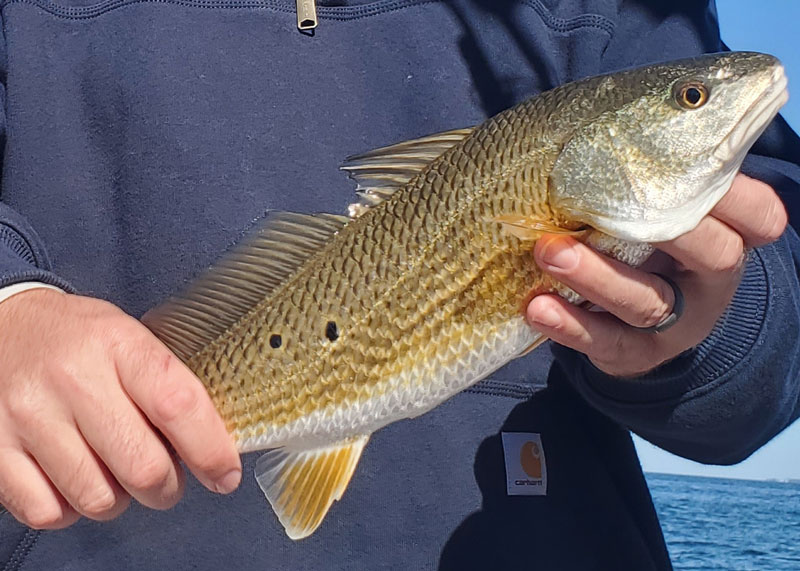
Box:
[342,127,473,217]
[142,212,348,361]
[255,435,370,540]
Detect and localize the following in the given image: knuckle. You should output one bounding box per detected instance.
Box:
[609,285,669,329]
[5,384,44,431]
[636,304,670,329]
[76,487,117,518]
[632,282,674,329]
[708,234,744,273]
[760,201,788,243]
[152,373,201,425]
[608,293,635,316]
[126,455,173,494]
[108,420,149,472]
[22,502,66,530]
[63,455,114,516]
[50,363,95,401]
[108,321,153,360]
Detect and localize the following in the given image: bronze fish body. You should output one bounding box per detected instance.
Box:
[144,52,788,539]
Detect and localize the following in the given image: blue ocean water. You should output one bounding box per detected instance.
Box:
[646,473,800,570]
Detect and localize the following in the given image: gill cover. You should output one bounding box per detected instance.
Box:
[549,52,787,243]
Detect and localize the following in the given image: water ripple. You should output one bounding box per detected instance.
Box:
[646,473,800,570]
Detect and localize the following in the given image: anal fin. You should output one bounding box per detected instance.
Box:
[255,435,370,540]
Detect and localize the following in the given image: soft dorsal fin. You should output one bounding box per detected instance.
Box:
[342,127,473,217]
[142,212,348,361]
[255,435,370,540]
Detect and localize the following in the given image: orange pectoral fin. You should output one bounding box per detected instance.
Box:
[494,214,587,242]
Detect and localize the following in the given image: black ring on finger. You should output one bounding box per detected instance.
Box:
[637,273,684,334]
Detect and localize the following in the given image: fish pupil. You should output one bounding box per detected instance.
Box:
[686,87,702,105]
[269,334,282,348]
[325,321,339,342]
[674,81,708,109]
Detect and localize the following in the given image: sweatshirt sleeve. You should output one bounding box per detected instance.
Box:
[0,15,73,293]
[0,205,74,291]
[553,0,800,464]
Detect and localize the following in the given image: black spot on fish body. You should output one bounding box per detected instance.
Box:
[325,321,339,342]
[270,334,282,349]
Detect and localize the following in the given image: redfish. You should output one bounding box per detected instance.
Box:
[144,52,788,539]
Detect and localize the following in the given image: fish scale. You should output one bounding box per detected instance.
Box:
[143,52,788,539]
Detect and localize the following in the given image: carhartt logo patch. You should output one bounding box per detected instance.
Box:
[501,432,547,496]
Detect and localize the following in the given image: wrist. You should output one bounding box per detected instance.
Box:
[0,282,65,305]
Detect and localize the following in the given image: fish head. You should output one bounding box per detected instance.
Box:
[549,52,788,242]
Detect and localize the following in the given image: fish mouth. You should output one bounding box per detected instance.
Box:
[713,64,789,164]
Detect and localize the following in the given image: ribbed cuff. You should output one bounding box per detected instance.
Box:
[554,247,769,406]
[0,282,65,304]
[0,222,74,293]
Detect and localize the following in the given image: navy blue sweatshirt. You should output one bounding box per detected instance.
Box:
[1,1,799,569]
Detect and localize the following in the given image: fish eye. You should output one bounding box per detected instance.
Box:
[674,81,709,109]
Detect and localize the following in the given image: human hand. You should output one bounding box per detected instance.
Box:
[526,173,788,377]
[0,290,241,529]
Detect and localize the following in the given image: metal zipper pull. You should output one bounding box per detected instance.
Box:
[296,0,318,31]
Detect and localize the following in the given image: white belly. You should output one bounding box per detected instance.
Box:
[237,316,538,452]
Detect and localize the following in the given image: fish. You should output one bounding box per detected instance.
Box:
[142,51,788,539]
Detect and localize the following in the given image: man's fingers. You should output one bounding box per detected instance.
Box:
[656,216,745,275]
[0,445,80,530]
[69,383,184,511]
[17,414,130,521]
[526,294,662,377]
[534,236,675,329]
[0,293,238,530]
[524,174,781,379]
[710,174,787,247]
[116,336,241,495]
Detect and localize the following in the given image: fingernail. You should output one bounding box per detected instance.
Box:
[539,238,578,270]
[215,469,241,494]
[529,305,561,329]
